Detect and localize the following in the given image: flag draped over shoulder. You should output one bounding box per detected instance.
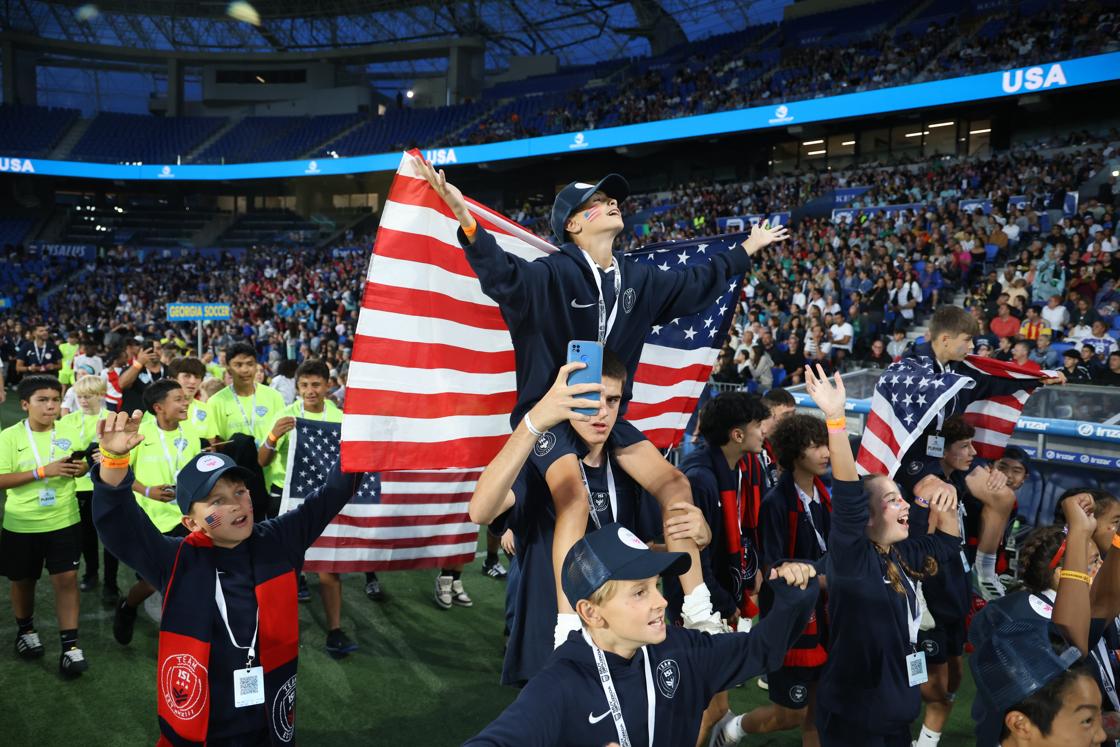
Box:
[281,418,476,572]
[341,149,742,472]
[857,354,1051,478]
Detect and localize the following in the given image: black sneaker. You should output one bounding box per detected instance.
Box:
[79,575,98,592]
[59,647,89,678]
[101,585,121,608]
[14,631,45,660]
[364,575,386,602]
[297,574,311,603]
[481,558,508,579]
[113,599,138,646]
[325,629,359,659]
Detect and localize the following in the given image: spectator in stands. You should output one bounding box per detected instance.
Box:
[1018,307,1051,342]
[828,310,854,372]
[993,337,1014,362]
[1069,298,1100,339]
[861,338,892,369]
[15,323,61,378]
[1061,349,1092,383]
[1080,320,1119,360]
[1010,341,1033,369]
[1029,334,1061,370]
[746,345,774,392]
[989,304,1021,340]
[1093,352,1120,387]
[775,336,807,388]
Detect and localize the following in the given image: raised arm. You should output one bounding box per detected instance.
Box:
[1054,494,1096,656]
[468,362,603,525]
[804,364,854,480]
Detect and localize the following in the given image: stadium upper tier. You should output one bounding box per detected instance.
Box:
[2,0,1116,166]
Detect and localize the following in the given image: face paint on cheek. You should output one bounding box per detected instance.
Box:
[583,206,603,222]
[204,511,223,529]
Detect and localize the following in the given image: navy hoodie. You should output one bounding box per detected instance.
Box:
[466,577,818,747]
[459,226,751,424]
[817,479,960,734]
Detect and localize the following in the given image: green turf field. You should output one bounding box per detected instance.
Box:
[0,396,978,745]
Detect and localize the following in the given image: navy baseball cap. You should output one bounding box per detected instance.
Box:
[969,604,1081,746]
[561,522,690,609]
[175,452,254,514]
[550,174,629,242]
[998,445,1031,474]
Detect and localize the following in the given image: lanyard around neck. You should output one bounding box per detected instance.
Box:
[582,629,655,747]
[794,483,828,553]
[31,343,46,364]
[214,571,259,670]
[157,425,186,482]
[25,420,55,468]
[581,251,622,344]
[578,458,617,530]
[299,401,327,420]
[233,387,259,432]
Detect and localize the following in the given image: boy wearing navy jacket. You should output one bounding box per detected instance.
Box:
[896,416,1015,747]
[464,522,820,747]
[420,159,788,640]
[91,410,362,746]
[731,413,832,746]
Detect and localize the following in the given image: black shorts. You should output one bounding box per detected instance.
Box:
[918,618,966,664]
[526,418,648,475]
[816,710,911,747]
[768,664,823,709]
[0,524,82,581]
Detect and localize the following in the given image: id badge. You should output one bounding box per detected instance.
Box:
[906,650,929,686]
[925,436,945,458]
[960,550,972,574]
[736,617,753,633]
[233,667,265,708]
[38,488,57,507]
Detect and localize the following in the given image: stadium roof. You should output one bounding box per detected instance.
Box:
[6,0,788,74]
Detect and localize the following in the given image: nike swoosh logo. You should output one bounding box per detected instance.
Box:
[588,710,611,724]
[570,300,595,309]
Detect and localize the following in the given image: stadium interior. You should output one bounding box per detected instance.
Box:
[2,0,1120,743]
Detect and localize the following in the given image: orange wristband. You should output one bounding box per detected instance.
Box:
[100,456,130,470]
[462,218,478,238]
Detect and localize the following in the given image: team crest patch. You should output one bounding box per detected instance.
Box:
[1028,594,1053,618]
[161,654,208,721]
[656,660,680,699]
[921,638,940,658]
[53,438,72,451]
[622,287,637,314]
[254,406,268,417]
[272,674,297,742]
[195,410,207,421]
[906,460,924,476]
[174,438,188,451]
[789,684,808,704]
[533,431,556,457]
[591,491,609,512]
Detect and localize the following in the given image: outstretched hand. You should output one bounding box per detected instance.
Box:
[741,220,790,256]
[525,362,606,432]
[96,410,145,456]
[769,562,817,590]
[415,157,471,225]
[804,363,846,419]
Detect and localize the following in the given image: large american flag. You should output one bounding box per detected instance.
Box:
[341,149,743,472]
[857,354,1051,478]
[280,418,477,572]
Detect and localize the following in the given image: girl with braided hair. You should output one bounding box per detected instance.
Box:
[800,364,962,746]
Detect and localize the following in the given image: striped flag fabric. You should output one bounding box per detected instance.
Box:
[857,354,1051,478]
[341,149,742,472]
[281,418,477,572]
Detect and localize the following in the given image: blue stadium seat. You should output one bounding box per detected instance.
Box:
[1014,469,1045,527]
[772,367,787,389]
[1038,468,1100,527]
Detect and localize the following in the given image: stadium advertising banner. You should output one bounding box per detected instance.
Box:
[29,242,97,260]
[166,302,232,321]
[5,51,1119,182]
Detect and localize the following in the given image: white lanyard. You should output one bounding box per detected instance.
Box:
[899,568,923,646]
[214,571,259,670]
[24,420,55,468]
[581,251,622,344]
[299,402,326,420]
[233,387,259,432]
[582,629,655,747]
[578,458,618,530]
[31,343,46,365]
[157,425,186,481]
[1094,635,1120,711]
[794,483,828,553]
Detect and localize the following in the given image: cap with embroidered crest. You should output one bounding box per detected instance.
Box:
[549,174,629,242]
[174,452,253,514]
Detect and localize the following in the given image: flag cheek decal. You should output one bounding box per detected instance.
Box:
[583,206,603,222]
[204,512,223,529]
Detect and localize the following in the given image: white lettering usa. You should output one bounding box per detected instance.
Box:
[1001,63,1067,93]
[0,157,35,173]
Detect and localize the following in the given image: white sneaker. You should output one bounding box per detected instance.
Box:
[59,646,89,677]
[451,579,473,607]
[434,575,453,609]
[709,710,742,747]
[974,570,1006,601]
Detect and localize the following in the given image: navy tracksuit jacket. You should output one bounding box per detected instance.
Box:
[466,576,818,747]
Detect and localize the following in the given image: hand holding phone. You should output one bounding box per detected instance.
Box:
[565,340,603,416]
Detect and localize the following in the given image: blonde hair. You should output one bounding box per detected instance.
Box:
[587,579,621,607]
[73,375,107,397]
[199,379,225,400]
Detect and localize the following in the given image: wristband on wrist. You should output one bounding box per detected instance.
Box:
[99,446,128,460]
[1059,569,1092,585]
[523,413,544,437]
[131,360,143,370]
[266,432,279,445]
[462,217,478,238]
[263,442,276,451]
[144,487,151,498]
[913,495,931,509]
[100,455,130,470]
[34,466,46,480]
[826,417,846,429]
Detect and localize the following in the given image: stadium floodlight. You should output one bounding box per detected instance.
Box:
[841,140,855,146]
[969,128,992,134]
[806,149,827,156]
[928,121,955,128]
[801,139,824,146]
[904,132,924,137]
[406,90,415,99]
[1112,170,1118,177]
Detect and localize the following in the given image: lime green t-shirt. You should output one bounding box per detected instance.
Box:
[129,419,203,533]
[264,399,343,489]
[187,399,217,441]
[59,409,109,492]
[58,342,79,385]
[208,384,286,445]
[0,419,81,533]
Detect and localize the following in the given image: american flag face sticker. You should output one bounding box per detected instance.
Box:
[204,512,223,529]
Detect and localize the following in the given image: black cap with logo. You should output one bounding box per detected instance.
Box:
[549,174,629,242]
